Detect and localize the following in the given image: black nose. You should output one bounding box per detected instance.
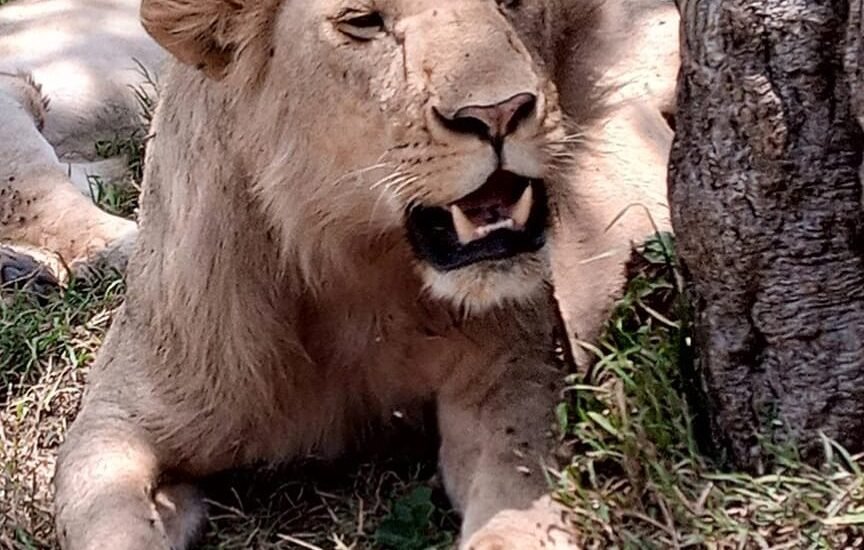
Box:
[436,92,538,148]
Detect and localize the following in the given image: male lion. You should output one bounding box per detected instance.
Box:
[54,0,623,548]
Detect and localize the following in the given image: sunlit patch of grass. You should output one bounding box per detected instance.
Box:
[0,275,125,403]
[86,175,140,219]
[556,232,864,548]
[89,59,159,220]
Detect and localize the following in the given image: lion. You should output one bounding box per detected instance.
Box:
[0,71,138,284]
[550,0,677,358]
[52,0,641,548]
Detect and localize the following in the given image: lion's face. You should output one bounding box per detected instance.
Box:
[142,0,608,311]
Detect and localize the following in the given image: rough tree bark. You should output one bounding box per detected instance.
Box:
[669,0,864,470]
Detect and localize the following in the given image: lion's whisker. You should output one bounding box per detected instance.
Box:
[370,170,409,190]
[389,177,420,197]
[367,188,392,231]
[329,162,397,189]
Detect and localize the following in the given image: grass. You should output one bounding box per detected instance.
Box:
[86,174,140,219]
[197,453,459,549]
[1,276,125,549]
[555,234,864,548]
[87,59,159,219]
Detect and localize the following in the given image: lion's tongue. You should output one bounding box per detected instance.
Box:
[449,174,533,245]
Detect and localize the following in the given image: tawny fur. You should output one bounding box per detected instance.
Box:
[54,1,625,549]
[550,0,677,359]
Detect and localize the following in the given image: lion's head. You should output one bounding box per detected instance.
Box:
[141,0,612,312]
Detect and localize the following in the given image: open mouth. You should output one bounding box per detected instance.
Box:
[406,170,549,271]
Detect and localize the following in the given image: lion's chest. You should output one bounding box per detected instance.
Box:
[296,292,463,405]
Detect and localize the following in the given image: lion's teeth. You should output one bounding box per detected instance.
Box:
[452,201,525,244]
[451,204,479,244]
[476,219,515,238]
[512,184,534,228]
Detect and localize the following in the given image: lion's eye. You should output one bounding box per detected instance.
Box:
[497,0,522,8]
[336,11,386,41]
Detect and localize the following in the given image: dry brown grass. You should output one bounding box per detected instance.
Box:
[1,278,122,549]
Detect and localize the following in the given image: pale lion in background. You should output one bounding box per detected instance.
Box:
[0,72,137,279]
[0,0,163,283]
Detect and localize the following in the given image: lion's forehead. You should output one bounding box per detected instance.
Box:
[299,0,555,42]
[353,0,515,17]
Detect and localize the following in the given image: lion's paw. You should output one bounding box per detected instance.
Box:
[69,224,138,281]
[462,497,579,550]
[465,526,577,550]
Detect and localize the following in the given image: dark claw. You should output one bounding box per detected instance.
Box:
[0,245,59,299]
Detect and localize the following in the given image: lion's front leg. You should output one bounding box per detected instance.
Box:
[438,356,577,549]
[55,399,207,550]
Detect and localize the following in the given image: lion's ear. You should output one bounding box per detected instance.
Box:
[141,0,244,80]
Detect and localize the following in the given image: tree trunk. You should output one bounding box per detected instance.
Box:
[669,0,864,470]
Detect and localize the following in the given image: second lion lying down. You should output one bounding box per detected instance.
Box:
[54,0,627,548]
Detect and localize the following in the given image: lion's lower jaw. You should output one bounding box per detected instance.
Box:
[419,249,550,314]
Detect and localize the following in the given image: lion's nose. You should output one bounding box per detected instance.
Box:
[435,92,538,148]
